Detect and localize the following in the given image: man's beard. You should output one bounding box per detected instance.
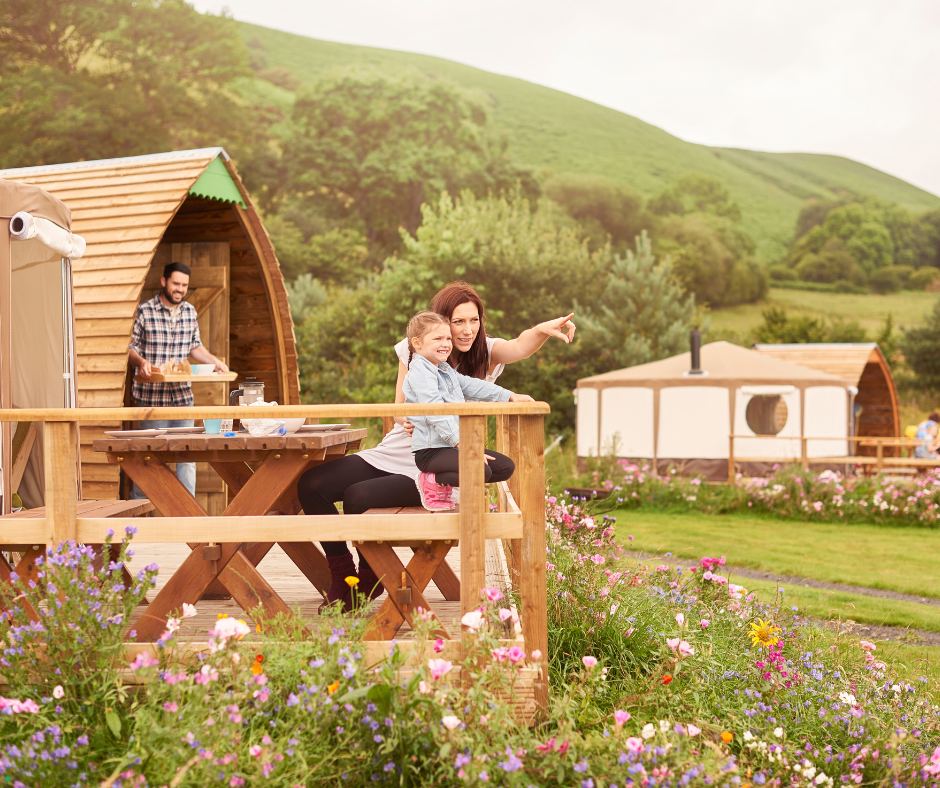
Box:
[163,286,185,305]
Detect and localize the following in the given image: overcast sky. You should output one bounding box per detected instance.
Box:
[194,0,940,197]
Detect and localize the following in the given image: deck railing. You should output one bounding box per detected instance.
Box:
[0,403,550,711]
[728,434,940,482]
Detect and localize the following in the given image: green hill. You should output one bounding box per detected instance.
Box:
[238,23,940,261]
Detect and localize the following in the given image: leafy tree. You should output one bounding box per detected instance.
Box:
[285,69,536,260]
[0,0,256,167]
[576,231,701,371]
[265,213,368,285]
[648,172,742,222]
[542,173,647,251]
[900,298,940,388]
[654,213,766,306]
[754,308,868,344]
[297,191,611,429]
[284,273,328,324]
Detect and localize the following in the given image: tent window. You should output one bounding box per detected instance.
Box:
[745,395,788,435]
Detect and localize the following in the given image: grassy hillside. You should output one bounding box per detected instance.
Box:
[238,23,940,262]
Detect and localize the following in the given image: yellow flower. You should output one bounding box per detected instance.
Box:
[345,576,360,588]
[721,731,733,743]
[217,613,228,620]
[251,661,264,675]
[327,680,340,695]
[749,619,781,649]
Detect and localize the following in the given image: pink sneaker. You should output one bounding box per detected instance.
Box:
[416,472,455,511]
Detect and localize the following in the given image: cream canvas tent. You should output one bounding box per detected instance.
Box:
[0,179,86,512]
[576,341,854,478]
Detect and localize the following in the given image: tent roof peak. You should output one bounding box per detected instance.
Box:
[0,148,229,178]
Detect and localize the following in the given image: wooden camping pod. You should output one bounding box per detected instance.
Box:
[753,343,899,454]
[0,149,300,504]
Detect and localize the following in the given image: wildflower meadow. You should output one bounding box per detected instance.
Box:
[0,501,938,787]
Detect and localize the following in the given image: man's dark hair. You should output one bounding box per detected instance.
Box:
[163,262,191,279]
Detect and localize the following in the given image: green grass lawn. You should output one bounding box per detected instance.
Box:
[614,509,940,599]
[236,23,940,262]
[708,287,939,337]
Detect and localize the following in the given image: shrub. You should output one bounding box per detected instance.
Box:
[768,264,796,281]
[869,266,902,293]
[909,267,940,291]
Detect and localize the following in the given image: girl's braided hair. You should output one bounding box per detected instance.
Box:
[405,310,449,366]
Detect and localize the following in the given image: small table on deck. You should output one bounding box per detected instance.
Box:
[93,428,366,640]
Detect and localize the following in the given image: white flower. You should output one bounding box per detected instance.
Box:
[52,685,64,699]
[460,610,484,633]
[659,719,669,733]
[815,774,828,785]
[641,723,655,739]
[773,726,783,737]
[441,715,461,731]
[743,731,754,741]
[839,691,857,706]
[208,617,251,652]
[182,603,197,619]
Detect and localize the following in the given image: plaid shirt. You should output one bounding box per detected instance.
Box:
[130,294,202,407]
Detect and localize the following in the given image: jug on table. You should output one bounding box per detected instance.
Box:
[227,380,264,432]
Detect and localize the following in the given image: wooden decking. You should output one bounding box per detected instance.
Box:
[126,539,512,642]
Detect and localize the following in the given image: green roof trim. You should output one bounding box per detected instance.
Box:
[188,155,246,208]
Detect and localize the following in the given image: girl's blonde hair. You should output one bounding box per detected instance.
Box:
[406,310,449,365]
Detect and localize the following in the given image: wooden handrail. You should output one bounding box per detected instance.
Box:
[0,403,550,422]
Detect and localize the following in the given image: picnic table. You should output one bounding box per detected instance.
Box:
[92,428,366,640]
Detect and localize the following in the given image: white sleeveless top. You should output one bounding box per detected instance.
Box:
[356,336,506,480]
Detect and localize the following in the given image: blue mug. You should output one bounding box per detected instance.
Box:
[203,419,222,435]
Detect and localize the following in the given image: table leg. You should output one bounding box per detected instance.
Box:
[359,541,452,640]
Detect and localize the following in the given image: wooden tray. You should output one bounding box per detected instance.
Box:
[135,371,238,383]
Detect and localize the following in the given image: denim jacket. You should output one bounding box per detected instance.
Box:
[404,354,511,450]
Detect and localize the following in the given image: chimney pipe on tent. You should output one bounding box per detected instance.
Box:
[689,329,704,375]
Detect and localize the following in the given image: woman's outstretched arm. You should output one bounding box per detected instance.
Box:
[490,312,577,368]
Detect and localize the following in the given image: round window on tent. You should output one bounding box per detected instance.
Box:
[745,395,788,436]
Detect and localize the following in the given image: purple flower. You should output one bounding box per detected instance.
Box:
[574,760,588,773]
[498,747,522,772]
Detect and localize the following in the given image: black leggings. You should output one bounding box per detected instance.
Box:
[414,447,514,487]
[297,455,421,558]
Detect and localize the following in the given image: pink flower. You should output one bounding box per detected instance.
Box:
[165,618,181,634]
[655,564,670,572]
[687,723,701,736]
[626,736,644,753]
[582,655,598,669]
[433,638,445,653]
[666,637,681,652]
[675,613,685,628]
[703,570,713,580]
[860,640,876,652]
[249,744,262,757]
[700,619,710,629]
[590,554,606,565]
[52,685,64,699]
[441,715,461,731]
[418,680,431,694]
[531,649,543,660]
[506,646,526,664]
[208,617,251,652]
[613,710,631,727]
[483,588,504,602]
[499,608,513,622]
[428,658,453,680]
[163,702,178,713]
[678,641,695,658]
[491,647,509,663]
[129,652,159,671]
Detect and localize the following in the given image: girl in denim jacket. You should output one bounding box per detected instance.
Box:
[404,311,533,510]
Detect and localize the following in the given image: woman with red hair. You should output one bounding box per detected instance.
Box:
[297,281,575,611]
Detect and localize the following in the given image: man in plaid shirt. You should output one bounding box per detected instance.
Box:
[128,261,227,496]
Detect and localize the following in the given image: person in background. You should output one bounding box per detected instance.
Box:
[128,262,228,497]
[914,411,940,460]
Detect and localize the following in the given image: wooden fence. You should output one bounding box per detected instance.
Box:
[0,403,550,712]
[728,434,940,482]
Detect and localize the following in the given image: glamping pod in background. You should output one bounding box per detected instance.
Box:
[576,341,854,479]
[0,149,299,512]
[752,343,899,455]
[0,179,85,512]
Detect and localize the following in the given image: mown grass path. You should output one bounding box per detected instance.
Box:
[614,509,940,633]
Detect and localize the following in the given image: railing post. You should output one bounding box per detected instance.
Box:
[800,437,808,471]
[459,415,487,622]
[518,413,548,715]
[44,419,78,548]
[727,435,735,484]
[876,440,884,475]
[496,414,522,590]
